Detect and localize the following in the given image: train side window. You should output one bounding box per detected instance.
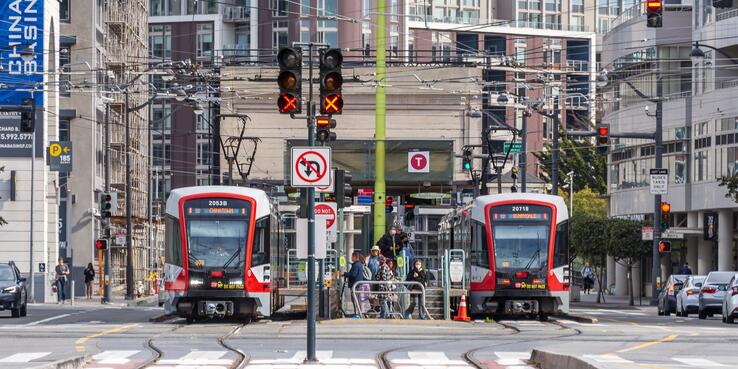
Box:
[252,216,270,267]
[472,220,490,269]
[165,215,183,266]
[553,220,569,268]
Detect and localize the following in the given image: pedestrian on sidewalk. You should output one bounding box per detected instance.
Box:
[84,263,95,300]
[375,255,394,318]
[377,226,402,261]
[343,251,365,316]
[678,262,692,275]
[581,263,594,294]
[55,258,70,304]
[404,259,428,320]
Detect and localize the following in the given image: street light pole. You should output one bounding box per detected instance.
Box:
[551,97,560,196]
[650,73,663,306]
[103,100,112,303]
[521,111,527,192]
[305,43,317,363]
[125,89,134,300]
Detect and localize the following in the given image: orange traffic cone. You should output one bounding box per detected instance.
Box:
[454,295,471,321]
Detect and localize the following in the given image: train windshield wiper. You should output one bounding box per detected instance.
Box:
[222,248,241,269]
[523,232,542,270]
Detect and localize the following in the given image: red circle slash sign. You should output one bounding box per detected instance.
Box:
[295,151,329,183]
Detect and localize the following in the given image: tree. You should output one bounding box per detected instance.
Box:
[606,218,650,306]
[718,172,738,202]
[533,126,607,194]
[570,214,609,303]
[564,187,607,219]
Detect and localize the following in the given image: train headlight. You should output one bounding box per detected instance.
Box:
[229,279,243,286]
[189,278,203,286]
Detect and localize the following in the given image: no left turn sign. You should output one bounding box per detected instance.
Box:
[291,147,332,187]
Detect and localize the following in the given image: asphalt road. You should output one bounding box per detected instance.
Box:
[1,303,737,369]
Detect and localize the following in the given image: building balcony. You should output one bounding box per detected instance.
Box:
[223,6,250,23]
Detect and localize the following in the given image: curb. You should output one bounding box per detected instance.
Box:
[149,313,175,322]
[31,355,90,369]
[530,349,599,369]
[556,313,599,324]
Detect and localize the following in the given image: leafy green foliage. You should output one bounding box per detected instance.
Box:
[533,126,607,194]
[563,187,607,219]
[718,172,738,203]
[606,218,650,265]
[570,214,608,264]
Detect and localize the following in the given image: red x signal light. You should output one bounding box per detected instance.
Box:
[322,94,343,114]
[278,93,299,114]
[646,1,662,9]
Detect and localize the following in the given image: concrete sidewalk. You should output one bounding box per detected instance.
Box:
[48,294,159,308]
[573,291,651,310]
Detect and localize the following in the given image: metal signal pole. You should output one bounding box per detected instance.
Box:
[372,0,387,243]
[305,43,317,363]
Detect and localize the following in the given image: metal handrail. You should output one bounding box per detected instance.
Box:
[717,8,738,21]
[350,280,432,320]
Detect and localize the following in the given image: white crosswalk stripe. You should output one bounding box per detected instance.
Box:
[673,358,728,367]
[0,352,52,363]
[246,350,376,369]
[92,350,141,365]
[582,354,633,364]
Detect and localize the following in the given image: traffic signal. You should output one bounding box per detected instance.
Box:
[646,1,663,28]
[385,196,394,213]
[316,116,337,143]
[462,149,472,172]
[99,191,117,218]
[20,98,34,132]
[659,240,671,253]
[277,47,302,114]
[596,124,610,155]
[95,239,108,251]
[660,202,671,232]
[319,48,343,115]
[335,169,352,208]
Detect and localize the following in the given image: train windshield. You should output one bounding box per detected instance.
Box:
[184,198,251,270]
[490,204,553,271]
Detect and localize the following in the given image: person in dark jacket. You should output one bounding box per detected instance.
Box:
[678,263,692,275]
[404,259,428,319]
[84,263,95,300]
[343,251,365,315]
[376,226,403,260]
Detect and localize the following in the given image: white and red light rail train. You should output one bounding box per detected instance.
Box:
[439,193,570,320]
[162,186,282,322]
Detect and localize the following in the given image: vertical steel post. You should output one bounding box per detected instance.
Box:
[521,112,527,192]
[125,89,134,300]
[29,99,36,302]
[104,101,111,303]
[373,0,387,243]
[651,73,663,306]
[306,43,317,363]
[551,98,560,196]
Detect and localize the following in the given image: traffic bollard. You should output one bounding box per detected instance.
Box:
[70,280,75,306]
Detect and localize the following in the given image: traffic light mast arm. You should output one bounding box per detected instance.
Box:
[0,105,33,112]
[566,130,656,140]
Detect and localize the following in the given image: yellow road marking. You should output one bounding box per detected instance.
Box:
[74,323,139,352]
[612,334,678,354]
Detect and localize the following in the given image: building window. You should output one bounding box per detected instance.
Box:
[362,0,371,18]
[197,23,214,58]
[167,0,182,15]
[272,0,288,17]
[96,0,103,26]
[571,15,584,31]
[60,47,71,95]
[273,21,289,49]
[598,0,608,15]
[571,0,584,13]
[695,151,707,182]
[149,24,172,60]
[60,0,70,21]
[151,0,164,16]
[152,103,172,133]
[197,139,213,167]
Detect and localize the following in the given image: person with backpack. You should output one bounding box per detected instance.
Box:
[343,251,365,315]
[404,259,428,320]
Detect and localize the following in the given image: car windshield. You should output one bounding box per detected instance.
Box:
[707,272,736,284]
[0,266,15,281]
[690,277,706,287]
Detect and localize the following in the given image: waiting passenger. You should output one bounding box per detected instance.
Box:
[404,259,428,320]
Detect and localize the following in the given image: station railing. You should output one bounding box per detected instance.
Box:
[350,280,432,320]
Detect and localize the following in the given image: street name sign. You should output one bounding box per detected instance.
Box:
[503,142,522,154]
[291,147,331,187]
[649,168,668,195]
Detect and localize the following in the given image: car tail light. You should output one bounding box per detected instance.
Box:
[211,271,223,278]
[702,287,717,294]
[516,271,529,279]
[686,289,698,295]
[732,288,738,296]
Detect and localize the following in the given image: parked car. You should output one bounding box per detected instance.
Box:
[721,273,738,324]
[657,274,688,316]
[699,271,737,319]
[0,262,28,317]
[676,275,706,317]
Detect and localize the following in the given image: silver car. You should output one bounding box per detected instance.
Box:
[721,273,738,324]
[699,271,737,319]
[676,275,705,317]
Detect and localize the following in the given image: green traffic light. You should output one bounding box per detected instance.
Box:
[464,162,471,170]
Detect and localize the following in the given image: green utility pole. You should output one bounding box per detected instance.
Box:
[373,0,387,243]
